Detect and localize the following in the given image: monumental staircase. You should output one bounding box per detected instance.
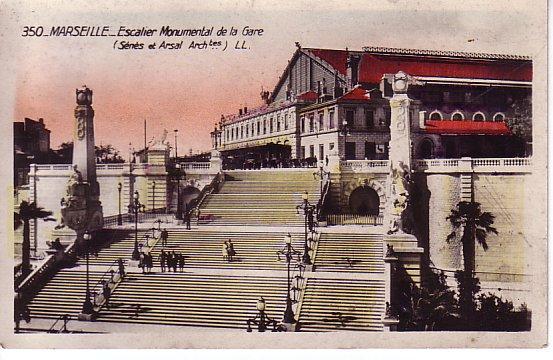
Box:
[19,169,389,333]
[199,170,320,226]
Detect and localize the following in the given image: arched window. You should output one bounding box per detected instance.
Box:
[419,138,434,159]
[429,110,443,121]
[493,112,506,122]
[473,112,486,122]
[451,111,465,121]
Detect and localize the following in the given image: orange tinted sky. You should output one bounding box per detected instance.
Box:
[7,0,542,156]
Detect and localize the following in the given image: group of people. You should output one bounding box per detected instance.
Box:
[222,240,237,262]
[139,252,154,274]
[158,249,185,272]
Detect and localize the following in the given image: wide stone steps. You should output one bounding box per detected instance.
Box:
[82,230,307,270]
[225,171,318,182]
[26,270,106,319]
[76,230,154,266]
[198,209,305,226]
[298,278,385,332]
[96,273,289,330]
[313,234,385,273]
[150,231,305,270]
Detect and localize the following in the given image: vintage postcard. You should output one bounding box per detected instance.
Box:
[0,0,548,349]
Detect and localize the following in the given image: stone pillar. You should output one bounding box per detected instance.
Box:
[384,72,421,236]
[61,86,103,250]
[210,149,222,173]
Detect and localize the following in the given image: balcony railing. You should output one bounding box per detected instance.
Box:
[415,157,532,173]
[340,160,390,172]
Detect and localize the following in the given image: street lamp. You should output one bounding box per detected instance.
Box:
[277,233,301,326]
[313,166,329,194]
[246,297,280,332]
[80,232,94,317]
[117,182,122,225]
[175,163,183,220]
[174,129,179,159]
[152,180,156,213]
[296,191,316,265]
[129,190,145,260]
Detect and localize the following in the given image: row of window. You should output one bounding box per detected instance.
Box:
[224,113,291,142]
[299,141,388,161]
[428,110,506,122]
[300,108,392,134]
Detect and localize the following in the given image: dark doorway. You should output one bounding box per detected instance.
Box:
[419,139,434,159]
[349,186,380,215]
[345,142,356,160]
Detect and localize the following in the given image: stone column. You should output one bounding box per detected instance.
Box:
[61,86,103,250]
[384,72,420,236]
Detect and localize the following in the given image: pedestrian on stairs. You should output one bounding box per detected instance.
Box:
[185,211,191,230]
[228,240,236,262]
[102,281,111,308]
[222,241,228,261]
[145,253,153,274]
[118,258,125,278]
[160,229,169,247]
[178,253,185,272]
[159,249,166,272]
[167,251,174,272]
[171,251,178,272]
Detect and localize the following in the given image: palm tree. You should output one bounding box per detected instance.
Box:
[446,201,497,324]
[14,201,54,277]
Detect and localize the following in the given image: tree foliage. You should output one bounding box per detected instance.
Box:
[14,201,55,276]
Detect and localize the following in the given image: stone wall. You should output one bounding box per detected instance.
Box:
[26,163,168,253]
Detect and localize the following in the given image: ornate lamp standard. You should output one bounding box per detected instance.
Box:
[296,191,316,265]
[246,297,280,332]
[79,232,94,318]
[129,190,145,260]
[152,180,156,213]
[277,233,301,327]
[174,129,179,158]
[117,182,123,225]
[175,163,183,220]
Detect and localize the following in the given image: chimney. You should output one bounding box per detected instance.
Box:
[38,117,44,124]
[244,106,248,114]
[346,54,361,89]
[239,108,243,116]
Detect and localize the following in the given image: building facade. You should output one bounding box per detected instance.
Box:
[212,46,532,167]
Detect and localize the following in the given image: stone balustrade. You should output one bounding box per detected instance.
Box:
[415,157,532,173]
[336,158,532,174]
[340,160,390,172]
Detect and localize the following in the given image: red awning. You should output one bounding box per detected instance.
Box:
[338,86,371,101]
[424,120,511,135]
[297,90,319,102]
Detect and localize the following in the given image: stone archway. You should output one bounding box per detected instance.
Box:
[342,177,386,214]
[349,186,380,215]
[181,186,201,209]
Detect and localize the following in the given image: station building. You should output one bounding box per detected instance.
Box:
[211,46,532,168]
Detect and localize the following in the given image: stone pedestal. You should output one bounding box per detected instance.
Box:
[210,150,222,173]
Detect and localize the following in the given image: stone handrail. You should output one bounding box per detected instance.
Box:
[17,242,77,298]
[415,157,532,173]
[188,172,224,218]
[340,160,390,172]
[316,174,331,222]
[181,162,211,170]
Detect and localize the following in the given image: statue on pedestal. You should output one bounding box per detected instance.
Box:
[60,86,103,248]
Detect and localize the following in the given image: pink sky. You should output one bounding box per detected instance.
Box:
[8,0,542,156]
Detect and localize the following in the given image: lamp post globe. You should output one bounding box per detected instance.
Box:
[81,232,94,315]
[117,182,123,225]
[131,191,141,260]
